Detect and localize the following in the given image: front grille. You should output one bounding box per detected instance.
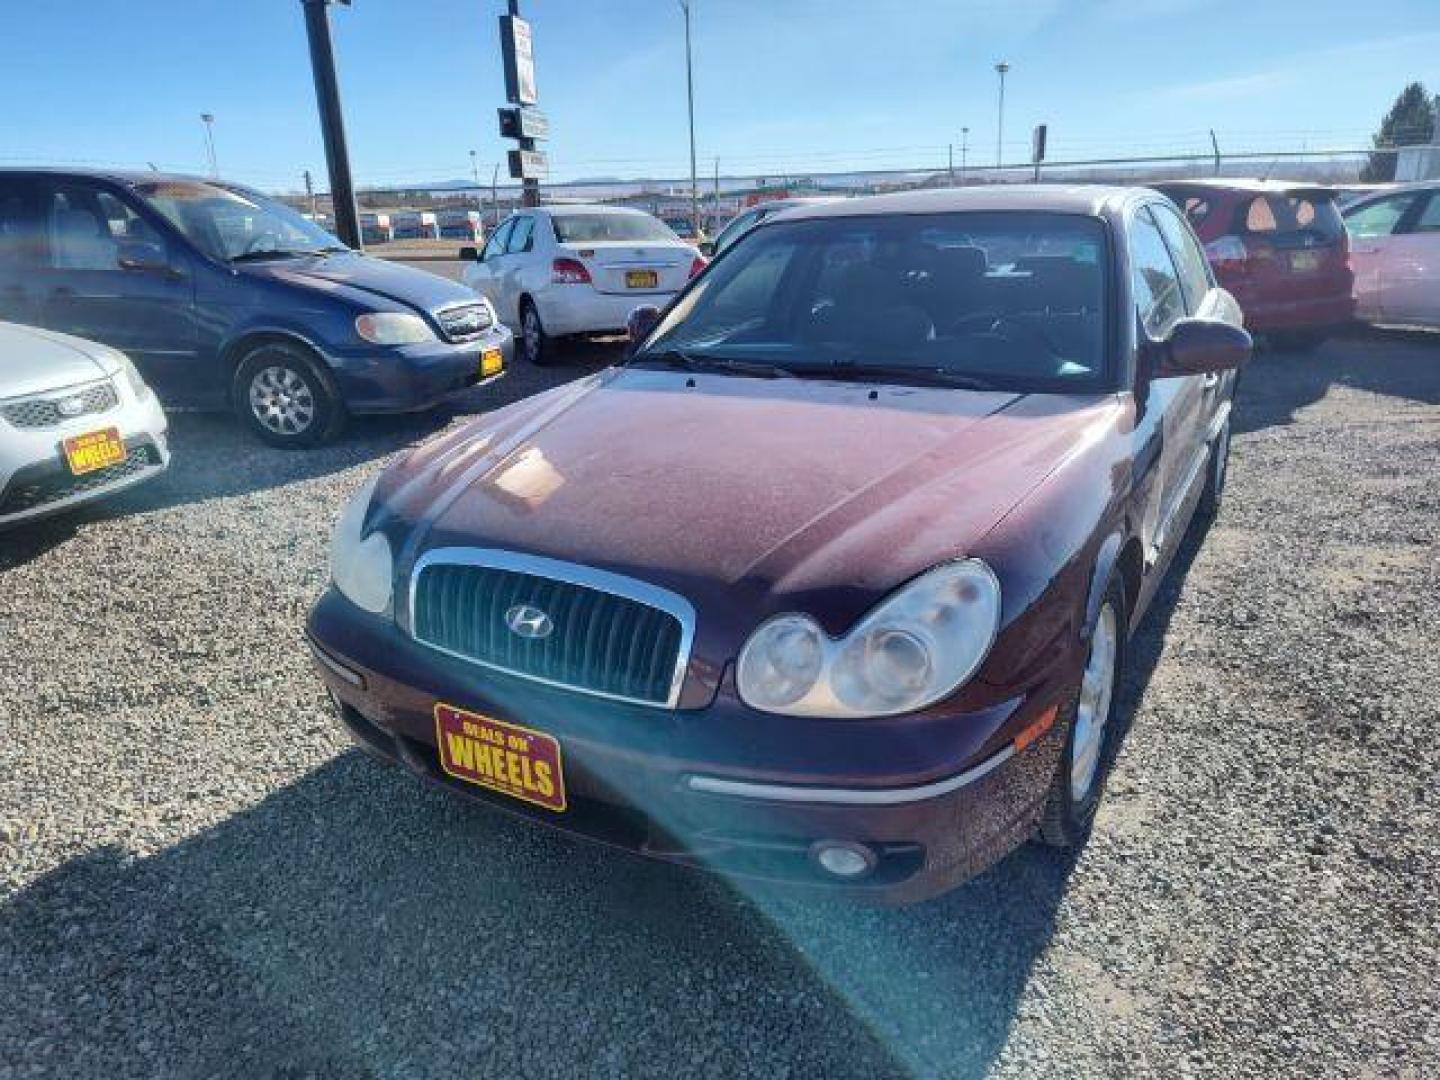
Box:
[411,557,688,706]
[0,445,161,517]
[435,302,493,342]
[1,381,119,429]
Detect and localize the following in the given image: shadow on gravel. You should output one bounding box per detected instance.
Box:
[1234,328,1440,435]
[0,750,1079,1079]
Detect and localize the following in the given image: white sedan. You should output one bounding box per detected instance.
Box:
[461,205,705,365]
[0,321,169,528]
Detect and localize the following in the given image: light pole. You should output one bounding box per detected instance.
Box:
[960,126,969,185]
[679,1,699,238]
[199,113,218,177]
[994,62,1010,168]
[301,0,362,250]
[470,149,483,213]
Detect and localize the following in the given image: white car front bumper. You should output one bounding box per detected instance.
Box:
[0,376,170,529]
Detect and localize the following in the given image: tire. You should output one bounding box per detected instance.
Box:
[1039,578,1127,849]
[234,341,345,449]
[1197,415,1232,519]
[518,299,552,367]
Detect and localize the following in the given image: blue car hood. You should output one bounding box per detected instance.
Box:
[244,251,475,314]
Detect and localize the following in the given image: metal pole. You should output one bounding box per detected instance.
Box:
[995,62,1009,168]
[961,127,969,185]
[301,0,361,250]
[948,143,954,182]
[200,114,217,177]
[509,0,540,208]
[491,163,499,226]
[1209,129,1222,177]
[680,1,699,239]
[712,155,719,228]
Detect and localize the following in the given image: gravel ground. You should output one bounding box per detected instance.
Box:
[1,333,1436,1079]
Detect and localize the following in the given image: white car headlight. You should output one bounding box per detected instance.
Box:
[114,352,149,399]
[330,475,395,615]
[355,311,437,345]
[737,560,1001,718]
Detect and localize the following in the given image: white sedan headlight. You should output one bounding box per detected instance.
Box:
[737,560,1001,718]
[330,475,394,615]
[114,352,149,399]
[355,311,437,345]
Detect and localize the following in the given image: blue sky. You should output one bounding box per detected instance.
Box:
[3,0,1436,192]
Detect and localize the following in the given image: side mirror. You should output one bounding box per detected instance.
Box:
[626,305,663,354]
[698,239,716,258]
[458,245,480,262]
[116,239,169,275]
[1150,317,1251,379]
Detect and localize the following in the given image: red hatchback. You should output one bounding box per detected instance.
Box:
[1154,180,1353,346]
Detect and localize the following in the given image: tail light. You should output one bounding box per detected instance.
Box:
[1204,235,1249,273]
[689,255,709,279]
[551,257,592,285]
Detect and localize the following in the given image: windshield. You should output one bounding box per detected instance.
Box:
[637,211,1111,390]
[132,180,342,260]
[552,212,677,243]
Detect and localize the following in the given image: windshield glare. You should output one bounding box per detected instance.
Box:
[639,211,1110,390]
[552,212,677,243]
[134,180,341,260]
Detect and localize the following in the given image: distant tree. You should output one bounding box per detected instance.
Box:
[1361,83,1436,181]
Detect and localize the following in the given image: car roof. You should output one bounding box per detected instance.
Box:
[1151,178,1338,199]
[1340,180,1440,211]
[542,204,657,217]
[771,184,1138,222]
[0,165,217,187]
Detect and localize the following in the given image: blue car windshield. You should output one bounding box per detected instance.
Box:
[134,180,342,261]
[637,211,1111,390]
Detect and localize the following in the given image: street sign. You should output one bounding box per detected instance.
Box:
[498,105,549,141]
[500,14,538,106]
[1032,124,1048,164]
[508,148,549,180]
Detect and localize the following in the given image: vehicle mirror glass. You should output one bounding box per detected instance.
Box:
[1153,317,1251,378]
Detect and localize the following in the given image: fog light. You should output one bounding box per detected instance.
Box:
[811,840,877,880]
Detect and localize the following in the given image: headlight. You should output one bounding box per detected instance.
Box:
[330,474,394,615]
[355,311,436,345]
[115,352,149,399]
[737,560,1001,718]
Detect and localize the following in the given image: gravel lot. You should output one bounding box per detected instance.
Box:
[1,333,1437,1079]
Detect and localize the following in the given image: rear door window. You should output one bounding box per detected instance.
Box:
[0,178,44,268]
[507,216,535,254]
[482,217,515,260]
[1411,193,1440,234]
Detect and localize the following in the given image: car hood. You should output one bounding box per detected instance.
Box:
[383,368,1120,653]
[245,250,477,315]
[0,321,121,399]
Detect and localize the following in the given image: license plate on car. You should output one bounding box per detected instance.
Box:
[479,347,504,378]
[62,427,126,476]
[1290,251,1321,272]
[625,270,659,289]
[435,703,566,812]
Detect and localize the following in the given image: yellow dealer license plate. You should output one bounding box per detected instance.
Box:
[480,347,504,378]
[435,703,566,812]
[62,427,127,476]
[625,270,659,289]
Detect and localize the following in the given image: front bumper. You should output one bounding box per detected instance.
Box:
[306,588,1073,905]
[0,385,170,528]
[325,324,514,414]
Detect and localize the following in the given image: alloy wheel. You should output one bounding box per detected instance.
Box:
[1071,602,1118,802]
[248,365,316,436]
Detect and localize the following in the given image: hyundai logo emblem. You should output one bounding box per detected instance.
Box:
[504,603,554,640]
[56,395,87,418]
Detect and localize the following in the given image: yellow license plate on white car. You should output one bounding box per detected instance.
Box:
[62,427,127,476]
[625,270,659,289]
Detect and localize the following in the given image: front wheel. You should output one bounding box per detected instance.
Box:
[1039,579,1127,849]
[234,342,345,449]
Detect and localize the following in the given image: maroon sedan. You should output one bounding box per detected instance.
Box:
[309,187,1249,904]
[1153,179,1353,348]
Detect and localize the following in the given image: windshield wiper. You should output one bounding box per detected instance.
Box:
[631,348,798,380]
[229,249,310,263]
[822,362,1002,391]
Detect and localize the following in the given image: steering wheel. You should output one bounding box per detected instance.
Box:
[241,231,282,255]
[951,313,1062,358]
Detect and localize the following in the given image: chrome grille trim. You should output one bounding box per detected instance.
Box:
[434,302,493,342]
[408,548,696,709]
[1,380,119,429]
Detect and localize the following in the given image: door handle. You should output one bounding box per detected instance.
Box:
[51,286,76,298]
